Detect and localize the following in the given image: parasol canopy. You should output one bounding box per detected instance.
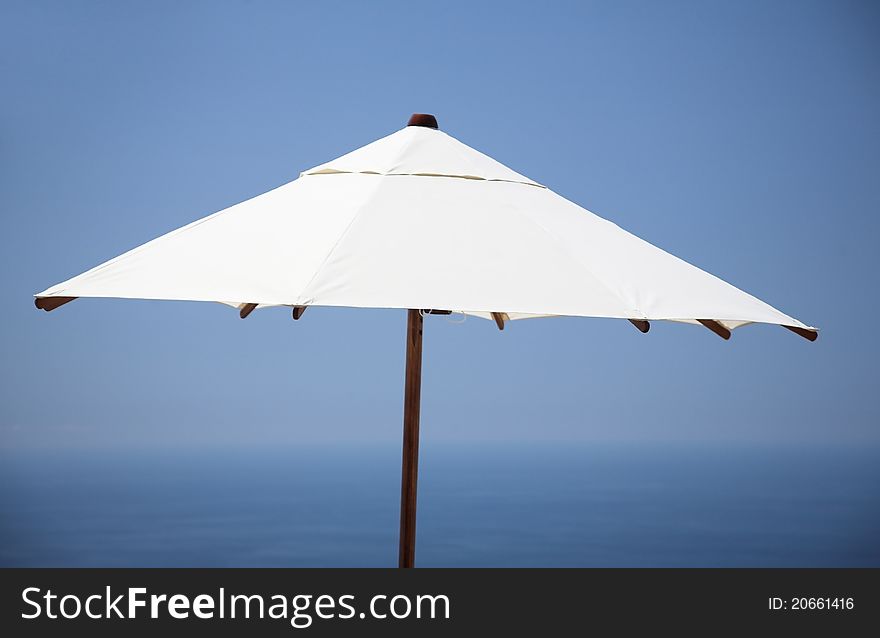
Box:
[35,114,816,340]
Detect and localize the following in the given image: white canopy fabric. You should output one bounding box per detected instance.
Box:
[35,122,815,336]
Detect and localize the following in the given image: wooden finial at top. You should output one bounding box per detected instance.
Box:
[407,113,438,129]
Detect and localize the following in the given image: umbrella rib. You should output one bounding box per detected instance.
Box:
[35,296,77,312]
[783,325,818,341]
[628,319,650,333]
[697,319,731,340]
[239,303,258,319]
[491,312,508,331]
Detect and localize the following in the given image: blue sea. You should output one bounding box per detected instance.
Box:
[1,442,877,567]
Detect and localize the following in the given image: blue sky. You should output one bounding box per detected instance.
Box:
[1,0,878,450]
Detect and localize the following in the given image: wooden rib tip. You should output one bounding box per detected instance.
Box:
[697,319,731,340]
[292,306,307,320]
[239,303,258,319]
[784,325,818,342]
[491,312,508,331]
[34,296,77,312]
[629,319,650,333]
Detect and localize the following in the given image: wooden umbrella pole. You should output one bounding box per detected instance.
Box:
[399,309,424,568]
